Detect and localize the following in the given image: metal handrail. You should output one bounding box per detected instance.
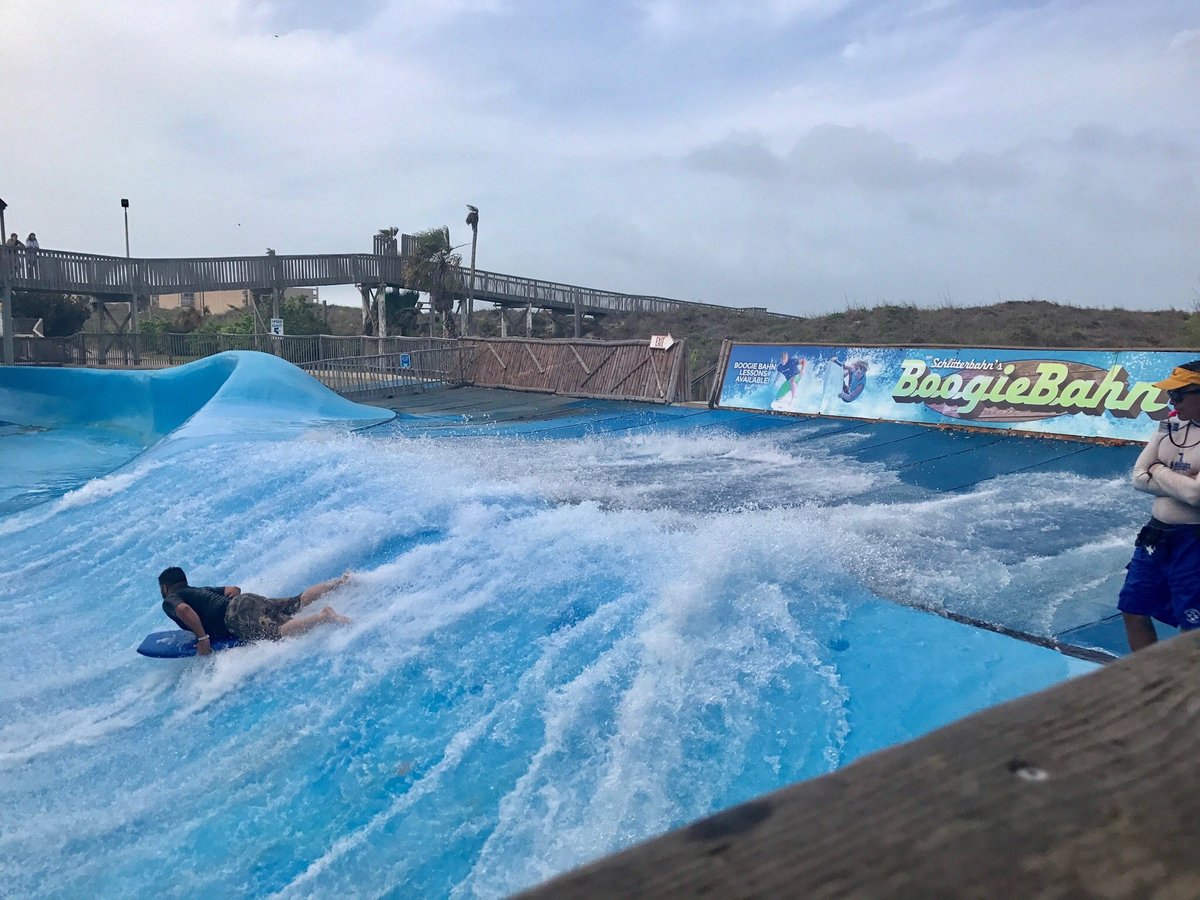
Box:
[299,347,475,399]
[8,332,455,369]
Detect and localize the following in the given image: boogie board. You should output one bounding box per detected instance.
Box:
[137,630,243,658]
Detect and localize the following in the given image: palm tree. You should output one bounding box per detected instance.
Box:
[402,226,464,338]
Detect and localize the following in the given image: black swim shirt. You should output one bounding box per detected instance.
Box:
[162,585,232,641]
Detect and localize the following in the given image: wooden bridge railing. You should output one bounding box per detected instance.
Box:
[0,245,797,320]
[0,247,408,296]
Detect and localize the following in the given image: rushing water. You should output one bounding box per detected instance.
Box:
[0,354,1137,897]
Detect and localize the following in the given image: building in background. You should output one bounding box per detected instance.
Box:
[151,287,319,314]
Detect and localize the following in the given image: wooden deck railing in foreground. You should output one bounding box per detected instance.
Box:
[463,337,690,404]
[521,631,1200,898]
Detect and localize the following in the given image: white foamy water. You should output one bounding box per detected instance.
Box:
[0,365,1136,897]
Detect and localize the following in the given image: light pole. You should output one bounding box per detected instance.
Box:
[120,198,140,354]
[0,197,12,365]
[121,198,130,257]
[463,205,478,336]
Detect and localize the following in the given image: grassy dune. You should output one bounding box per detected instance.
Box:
[482,299,1200,380]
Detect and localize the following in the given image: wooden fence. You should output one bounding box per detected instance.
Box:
[6,333,690,404]
[463,337,690,403]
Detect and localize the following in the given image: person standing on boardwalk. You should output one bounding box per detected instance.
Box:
[158,567,352,655]
[5,233,23,248]
[24,233,39,277]
[1120,361,1200,651]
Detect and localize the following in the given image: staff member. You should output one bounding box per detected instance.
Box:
[1120,361,1200,650]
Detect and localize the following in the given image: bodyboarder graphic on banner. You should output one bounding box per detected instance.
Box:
[831,358,868,403]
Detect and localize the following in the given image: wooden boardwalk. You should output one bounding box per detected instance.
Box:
[0,244,792,319]
[522,631,1200,898]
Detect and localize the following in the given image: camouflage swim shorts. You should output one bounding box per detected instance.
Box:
[224,593,303,641]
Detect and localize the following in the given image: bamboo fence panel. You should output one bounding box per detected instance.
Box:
[463,337,689,403]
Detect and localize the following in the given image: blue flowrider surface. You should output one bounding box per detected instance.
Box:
[137,631,242,658]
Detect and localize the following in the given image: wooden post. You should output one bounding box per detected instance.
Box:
[664,340,685,403]
[0,249,13,364]
[128,259,141,365]
[574,288,582,338]
[377,285,387,338]
[499,307,508,338]
[709,339,733,408]
[272,287,284,355]
[526,302,533,338]
[359,285,373,334]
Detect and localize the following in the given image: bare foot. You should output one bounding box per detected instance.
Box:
[299,572,353,608]
[321,606,352,625]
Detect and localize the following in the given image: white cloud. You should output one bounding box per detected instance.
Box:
[1168,27,1200,51]
[1,0,1197,314]
[841,41,864,60]
[635,0,851,34]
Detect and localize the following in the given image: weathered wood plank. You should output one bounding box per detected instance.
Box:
[569,344,592,376]
[523,342,546,375]
[521,631,1200,899]
[579,347,618,388]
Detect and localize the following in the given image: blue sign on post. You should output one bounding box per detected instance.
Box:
[399,353,412,370]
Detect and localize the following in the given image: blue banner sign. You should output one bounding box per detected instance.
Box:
[716,344,1197,441]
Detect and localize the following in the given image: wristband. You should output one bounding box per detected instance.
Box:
[197,635,210,642]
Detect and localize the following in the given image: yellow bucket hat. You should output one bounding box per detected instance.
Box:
[1152,364,1200,390]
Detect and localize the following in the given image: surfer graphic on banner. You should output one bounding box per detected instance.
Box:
[771,351,807,410]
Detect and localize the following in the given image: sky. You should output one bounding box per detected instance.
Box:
[1,0,1198,314]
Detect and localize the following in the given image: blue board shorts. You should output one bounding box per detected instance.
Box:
[224,593,303,641]
[1118,519,1200,629]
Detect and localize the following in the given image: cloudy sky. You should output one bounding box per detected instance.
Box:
[2,0,1197,314]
